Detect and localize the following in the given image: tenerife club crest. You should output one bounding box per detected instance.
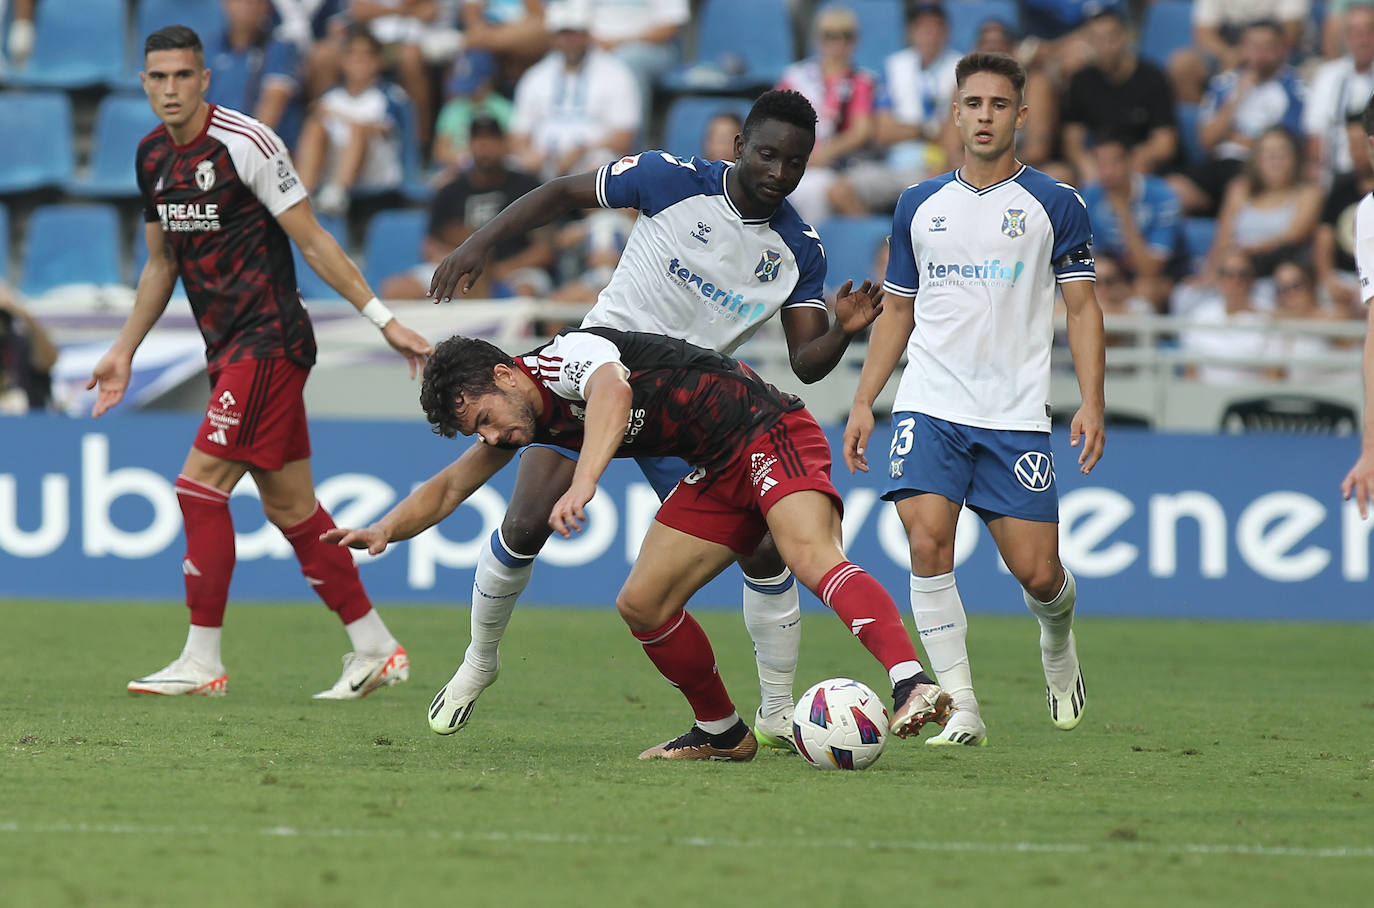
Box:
[1001,208,1026,238]
[755,249,782,282]
[195,159,217,191]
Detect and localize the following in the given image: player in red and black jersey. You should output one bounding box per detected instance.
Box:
[87,25,433,701]
[326,328,953,761]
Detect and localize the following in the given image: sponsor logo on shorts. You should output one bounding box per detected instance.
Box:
[750,452,778,496]
[206,428,228,446]
[219,391,236,408]
[681,466,707,485]
[889,457,904,479]
[1014,451,1054,492]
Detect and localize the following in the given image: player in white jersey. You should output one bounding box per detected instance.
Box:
[1341,97,1374,515]
[843,52,1107,747]
[425,90,884,746]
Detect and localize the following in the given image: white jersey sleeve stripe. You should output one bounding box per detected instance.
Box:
[595,164,610,209]
[214,107,283,153]
[784,299,828,310]
[883,280,918,296]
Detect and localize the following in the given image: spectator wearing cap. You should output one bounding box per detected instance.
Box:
[432,50,514,173]
[508,0,642,180]
[827,1,960,216]
[1060,8,1177,183]
[1170,19,1305,217]
[295,25,408,217]
[1305,3,1374,182]
[775,3,878,224]
[1079,132,1183,312]
[0,283,56,415]
[382,115,554,300]
[585,0,689,120]
[208,0,302,138]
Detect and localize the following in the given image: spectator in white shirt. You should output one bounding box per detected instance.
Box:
[587,0,689,116]
[1304,3,1374,181]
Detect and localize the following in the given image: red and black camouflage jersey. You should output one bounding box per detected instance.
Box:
[137,104,315,370]
[517,327,804,474]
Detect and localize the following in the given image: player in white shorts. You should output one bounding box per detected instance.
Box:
[844,52,1107,746]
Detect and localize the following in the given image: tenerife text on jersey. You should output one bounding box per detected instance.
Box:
[925,258,1025,286]
[665,257,765,323]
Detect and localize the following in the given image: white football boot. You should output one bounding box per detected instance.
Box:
[428,658,499,734]
[752,705,797,753]
[1044,630,1086,730]
[312,645,409,700]
[925,708,989,747]
[127,655,227,696]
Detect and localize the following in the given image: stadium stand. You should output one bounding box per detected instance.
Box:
[1139,0,1194,69]
[292,214,349,302]
[660,95,753,159]
[0,202,9,280]
[946,0,1019,54]
[362,208,427,291]
[21,203,123,295]
[0,91,75,194]
[4,0,126,89]
[1220,395,1359,434]
[659,0,796,93]
[119,0,227,89]
[815,215,890,294]
[1174,102,1203,167]
[1182,217,1217,269]
[830,0,905,73]
[67,93,162,198]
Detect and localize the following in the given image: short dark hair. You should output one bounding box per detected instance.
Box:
[419,336,516,438]
[906,1,946,25]
[954,52,1026,102]
[743,89,817,141]
[144,25,203,63]
[344,22,384,55]
[1363,91,1374,136]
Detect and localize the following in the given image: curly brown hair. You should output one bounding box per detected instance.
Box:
[419,336,516,438]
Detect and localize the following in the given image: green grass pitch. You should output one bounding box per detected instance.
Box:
[1,599,1371,907]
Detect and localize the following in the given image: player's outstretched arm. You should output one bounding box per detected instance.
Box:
[782,279,885,384]
[276,200,434,378]
[549,363,633,538]
[1341,303,1374,517]
[429,171,599,301]
[323,442,516,553]
[88,222,179,417]
[1062,278,1107,473]
[842,292,914,474]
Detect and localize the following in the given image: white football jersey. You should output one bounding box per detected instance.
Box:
[1353,194,1374,305]
[587,152,827,354]
[885,165,1095,433]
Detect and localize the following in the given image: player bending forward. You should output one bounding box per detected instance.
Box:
[423,90,869,750]
[844,52,1107,747]
[327,328,952,760]
[89,26,433,699]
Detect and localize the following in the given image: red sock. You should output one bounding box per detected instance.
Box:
[818,562,922,674]
[175,475,235,627]
[282,503,373,625]
[632,611,736,723]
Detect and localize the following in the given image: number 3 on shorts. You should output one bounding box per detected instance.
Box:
[890,417,915,457]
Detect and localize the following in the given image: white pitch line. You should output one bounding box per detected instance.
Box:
[1,820,1370,859]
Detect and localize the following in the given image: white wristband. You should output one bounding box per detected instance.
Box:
[360,297,394,329]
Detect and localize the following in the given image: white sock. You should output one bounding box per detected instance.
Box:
[910,572,978,715]
[696,713,740,735]
[1023,567,1076,656]
[465,529,535,673]
[343,609,399,657]
[182,624,223,672]
[741,568,800,716]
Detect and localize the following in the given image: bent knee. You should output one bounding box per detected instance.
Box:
[500,511,554,555]
[616,589,674,632]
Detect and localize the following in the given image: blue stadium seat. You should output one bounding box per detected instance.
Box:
[829,0,906,73]
[130,219,185,297]
[1140,1,1194,69]
[21,204,124,296]
[1182,216,1216,267]
[5,0,125,89]
[659,0,795,93]
[0,92,75,194]
[816,215,891,293]
[946,0,1020,54]
[122,0,227,88]
[362,209,428,290]
[0,203,9,281]
[68,94,163,198]
[293,214,349,302]
[660,96,754,159]
[1175,102,1203,167]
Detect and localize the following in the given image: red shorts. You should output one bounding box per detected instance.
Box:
[655,409,843,555]
[192,358,311,471]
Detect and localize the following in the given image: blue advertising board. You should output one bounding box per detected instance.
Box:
[1,414,1370,620]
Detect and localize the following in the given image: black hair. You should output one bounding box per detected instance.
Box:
[344,22,384,55]
[743,89,817,140]
[955,52,1026,101]
[1363,91,1374,137]
[144,25,203,63]
[906,1,947,25]
[419,336,517,438]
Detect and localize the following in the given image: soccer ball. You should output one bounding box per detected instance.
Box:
[791,678,889,770]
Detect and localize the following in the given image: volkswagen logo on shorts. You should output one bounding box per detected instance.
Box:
[1013,451,1053,491]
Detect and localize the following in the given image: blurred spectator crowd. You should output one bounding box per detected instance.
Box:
[0,0,1371,416]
